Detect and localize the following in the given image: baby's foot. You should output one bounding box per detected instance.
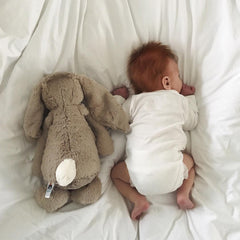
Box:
[131,196,150,220]
[177,193,195,210]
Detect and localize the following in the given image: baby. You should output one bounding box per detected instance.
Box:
[111,42,198,220]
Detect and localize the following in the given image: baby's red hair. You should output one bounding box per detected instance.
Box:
[127,42,177,93]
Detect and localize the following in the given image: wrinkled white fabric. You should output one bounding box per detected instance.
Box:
[123,90,198,195]
[1,0,240,239]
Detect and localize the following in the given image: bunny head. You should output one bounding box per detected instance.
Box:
[41,74,84,110]
[24,72,129,140]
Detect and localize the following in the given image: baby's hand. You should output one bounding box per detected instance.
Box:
[180,84,195,96]
[111,86,129,99]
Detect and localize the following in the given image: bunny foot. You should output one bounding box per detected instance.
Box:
[35,185,70,212]
[71,177,102,205]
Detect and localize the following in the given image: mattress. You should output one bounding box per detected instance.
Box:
[0,0,240,239]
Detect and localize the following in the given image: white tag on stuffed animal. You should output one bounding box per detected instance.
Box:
[45,182,54,198]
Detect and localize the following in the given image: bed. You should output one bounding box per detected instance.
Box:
[1,0,240,239]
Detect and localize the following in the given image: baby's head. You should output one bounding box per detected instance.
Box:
[128,42,182,94]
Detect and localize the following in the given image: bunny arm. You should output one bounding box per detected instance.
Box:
[77,104,114,157]
[86,114,114,157]
[32,112,53,177]
[77,75,130,133]
[78,104,89,116]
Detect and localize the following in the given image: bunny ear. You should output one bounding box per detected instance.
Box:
[77,75,130,133]
[23,82,45,139]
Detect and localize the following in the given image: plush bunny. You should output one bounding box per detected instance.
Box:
[23,72,129,212]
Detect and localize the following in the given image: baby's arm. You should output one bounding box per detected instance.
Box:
[183,95,198,131]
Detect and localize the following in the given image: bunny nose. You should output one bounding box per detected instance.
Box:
[56,159,76,186]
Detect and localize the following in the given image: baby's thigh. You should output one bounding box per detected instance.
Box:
[182,153,194,171]
[111,161,131,183]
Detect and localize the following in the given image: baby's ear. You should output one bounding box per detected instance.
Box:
[162,76,171,90]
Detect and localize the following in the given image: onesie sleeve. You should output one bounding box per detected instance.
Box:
[113,95,132,122]
[183,95,198,131]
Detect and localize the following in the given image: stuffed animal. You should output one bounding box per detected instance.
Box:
[23,72,129,212]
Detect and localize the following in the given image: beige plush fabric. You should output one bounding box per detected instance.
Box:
[24,72,129,212]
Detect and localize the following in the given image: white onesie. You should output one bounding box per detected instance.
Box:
[117,90,198,196]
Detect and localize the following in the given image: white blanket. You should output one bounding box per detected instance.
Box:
[1,0,240,239]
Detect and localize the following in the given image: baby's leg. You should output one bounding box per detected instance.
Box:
[111,161,149,220]
[177,153,195,209]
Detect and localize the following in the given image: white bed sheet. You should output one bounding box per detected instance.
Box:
[1,0,240,239]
